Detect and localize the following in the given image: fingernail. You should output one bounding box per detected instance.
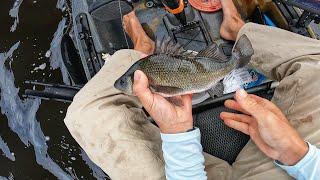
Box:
[238,89,247,99]
[134,71,141,82]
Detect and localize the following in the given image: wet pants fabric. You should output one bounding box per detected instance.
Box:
[64,23,320,179]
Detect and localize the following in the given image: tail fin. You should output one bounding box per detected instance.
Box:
[232,35,254,68]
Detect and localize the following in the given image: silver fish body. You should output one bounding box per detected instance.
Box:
[114,34,254,97]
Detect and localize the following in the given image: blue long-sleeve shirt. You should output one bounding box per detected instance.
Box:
[161,128,320,180]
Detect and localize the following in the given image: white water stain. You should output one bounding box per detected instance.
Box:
[33,63,46,71]
[9,0,24,32]
[47,17,70,84]
[0,136,15,161]
[46,0,71,84]
[0,42,75,179]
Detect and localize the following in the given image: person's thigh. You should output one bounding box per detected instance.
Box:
[64,50,165,180]
[64,49,231,179]
[232,23,320,179]
[204,153,232,180]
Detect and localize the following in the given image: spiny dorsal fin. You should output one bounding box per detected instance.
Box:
[155,36,189,56]
[171,43,184,55]
[196,43,228,62]
[154,36,162,54]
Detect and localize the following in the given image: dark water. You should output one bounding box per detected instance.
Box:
[0,0,107,179]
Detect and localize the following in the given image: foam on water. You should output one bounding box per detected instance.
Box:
[0,42,74,180]
[2,0,108,178]
[47,17,71,84]
[0,136,15,161]
[56,0,67,10]
[9,0,24,32]
[45,0,72,84]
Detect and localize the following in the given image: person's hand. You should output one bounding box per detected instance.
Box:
[220,89,308,166]
[133,70,193,134]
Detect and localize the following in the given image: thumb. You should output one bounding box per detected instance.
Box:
[133,70,154,112]
[235,89,270,120]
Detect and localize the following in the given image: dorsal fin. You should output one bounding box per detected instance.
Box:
[155,36,189,56]
[161,38,173,53]
[196,43,228,62]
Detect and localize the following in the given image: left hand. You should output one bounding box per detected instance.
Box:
[133,70,193,134]
[220,90,308,165]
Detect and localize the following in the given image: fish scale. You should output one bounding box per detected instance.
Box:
[114,35,254,97]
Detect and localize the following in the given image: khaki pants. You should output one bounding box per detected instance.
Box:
[64,23,320,179]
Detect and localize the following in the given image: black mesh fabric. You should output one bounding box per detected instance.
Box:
[89,0,133,22]
[194,91,273,164]
[89,0,134,53]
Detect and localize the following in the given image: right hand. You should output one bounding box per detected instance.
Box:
[220,89,308,165]
[133,70,193,134]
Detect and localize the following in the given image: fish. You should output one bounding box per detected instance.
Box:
[114,34,254,97]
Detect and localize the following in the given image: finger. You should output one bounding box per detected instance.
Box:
[133,70,155,112]
[249,94,285,119]
[224,94,270,115]
[225,95,282,116]
[223,119,249,135]
[235,89,273,120]
[220,112,253,124]
[224,99,250,115]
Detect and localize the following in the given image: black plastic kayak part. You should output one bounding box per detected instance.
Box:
[72,0,134,81]
[275,0,320,36]
[282,0,320,16]
[163,6,212,52]
[75,13,104,79]
[24,81,81,102]
[61,34,87,85]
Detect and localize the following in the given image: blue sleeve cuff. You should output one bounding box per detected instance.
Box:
[160,128,207,180]
[275,142,318,178]
[160,128,200,142]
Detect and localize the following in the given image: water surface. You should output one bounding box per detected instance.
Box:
[0,1,107,179]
